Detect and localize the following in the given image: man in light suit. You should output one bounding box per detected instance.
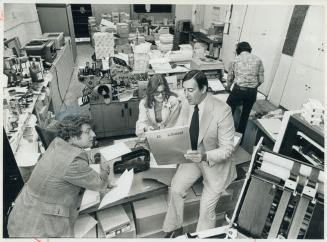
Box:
[163,70,236,238]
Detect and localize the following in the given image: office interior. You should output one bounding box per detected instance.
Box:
[2,3,325,239]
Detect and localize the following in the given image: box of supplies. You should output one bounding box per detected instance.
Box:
[97,204,131,238]
[116,23,129,35]
[133,194,168,235]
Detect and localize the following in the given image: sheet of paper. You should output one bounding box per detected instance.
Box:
[90,164,100,173]
[99,169,134,209]
[80,190,100,212]
[100,142,131,161]
[74,214,98,238]
[257,118,282,141]
[208,79,226,92]
[145,125,192,165]
[100,19,115,28]
[15,152,40,167]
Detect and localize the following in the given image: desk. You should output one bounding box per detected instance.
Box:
[192,32,223,57]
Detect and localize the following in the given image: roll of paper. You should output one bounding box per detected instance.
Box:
[260,160,290,181]
[262,152,293,170]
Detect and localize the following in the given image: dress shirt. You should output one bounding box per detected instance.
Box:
[227,51,264,88]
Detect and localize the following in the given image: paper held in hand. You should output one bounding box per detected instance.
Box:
[145,125,192,165]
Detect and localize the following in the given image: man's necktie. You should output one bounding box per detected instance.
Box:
[190,105,199,150]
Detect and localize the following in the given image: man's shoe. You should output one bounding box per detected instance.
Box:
[164,227,183,238]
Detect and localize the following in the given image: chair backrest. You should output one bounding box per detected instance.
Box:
[35,125,58,149]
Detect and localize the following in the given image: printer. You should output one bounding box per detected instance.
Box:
[24,39,57,63]
[42,32,64,49]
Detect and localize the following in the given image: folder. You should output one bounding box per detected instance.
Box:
[145,126,192,165]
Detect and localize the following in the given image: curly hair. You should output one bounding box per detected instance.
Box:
[57,115,91,141]
[145,74,177,108]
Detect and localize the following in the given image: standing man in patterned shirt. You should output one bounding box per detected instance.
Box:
[226,41,264,134]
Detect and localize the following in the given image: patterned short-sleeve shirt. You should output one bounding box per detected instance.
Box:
[227,52,264,88]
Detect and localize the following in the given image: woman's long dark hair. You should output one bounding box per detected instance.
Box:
[144,74,177,108]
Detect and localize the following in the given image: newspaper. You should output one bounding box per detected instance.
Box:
[145,125,192,165]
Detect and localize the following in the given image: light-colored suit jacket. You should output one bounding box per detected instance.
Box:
[7,138,108,238]
[135,95,181,137]
[177,94,237,192]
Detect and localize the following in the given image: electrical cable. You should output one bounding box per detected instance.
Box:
[51,64,67,112]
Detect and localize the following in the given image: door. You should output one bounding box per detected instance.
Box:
[102,102,128,132]
[90,103,105,137]
[71,4,93,38]
[127,101,140,130]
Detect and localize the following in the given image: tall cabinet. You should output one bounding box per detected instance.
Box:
[280,6,324,110]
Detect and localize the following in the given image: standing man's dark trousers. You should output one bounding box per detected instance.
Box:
[226,84,257,134]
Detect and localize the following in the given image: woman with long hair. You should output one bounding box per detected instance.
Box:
[136,74,181,136]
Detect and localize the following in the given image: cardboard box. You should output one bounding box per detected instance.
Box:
[116,23,129,35]
[97,205,131,238]
[133,194,168,235]
[97,204,136,238]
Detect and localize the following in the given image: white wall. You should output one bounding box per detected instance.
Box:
[175,5,192,22]
[203,5,230,29]
[239,5,293,96]
[4,3,42,46]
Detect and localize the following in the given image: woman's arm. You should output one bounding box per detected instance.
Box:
[164,96,182,128]
[135,99,153,136]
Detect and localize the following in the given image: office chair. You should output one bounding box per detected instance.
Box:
[35,125,58,150]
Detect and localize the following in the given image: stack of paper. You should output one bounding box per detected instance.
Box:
[93,32,115,59]
[99,169,134,209]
